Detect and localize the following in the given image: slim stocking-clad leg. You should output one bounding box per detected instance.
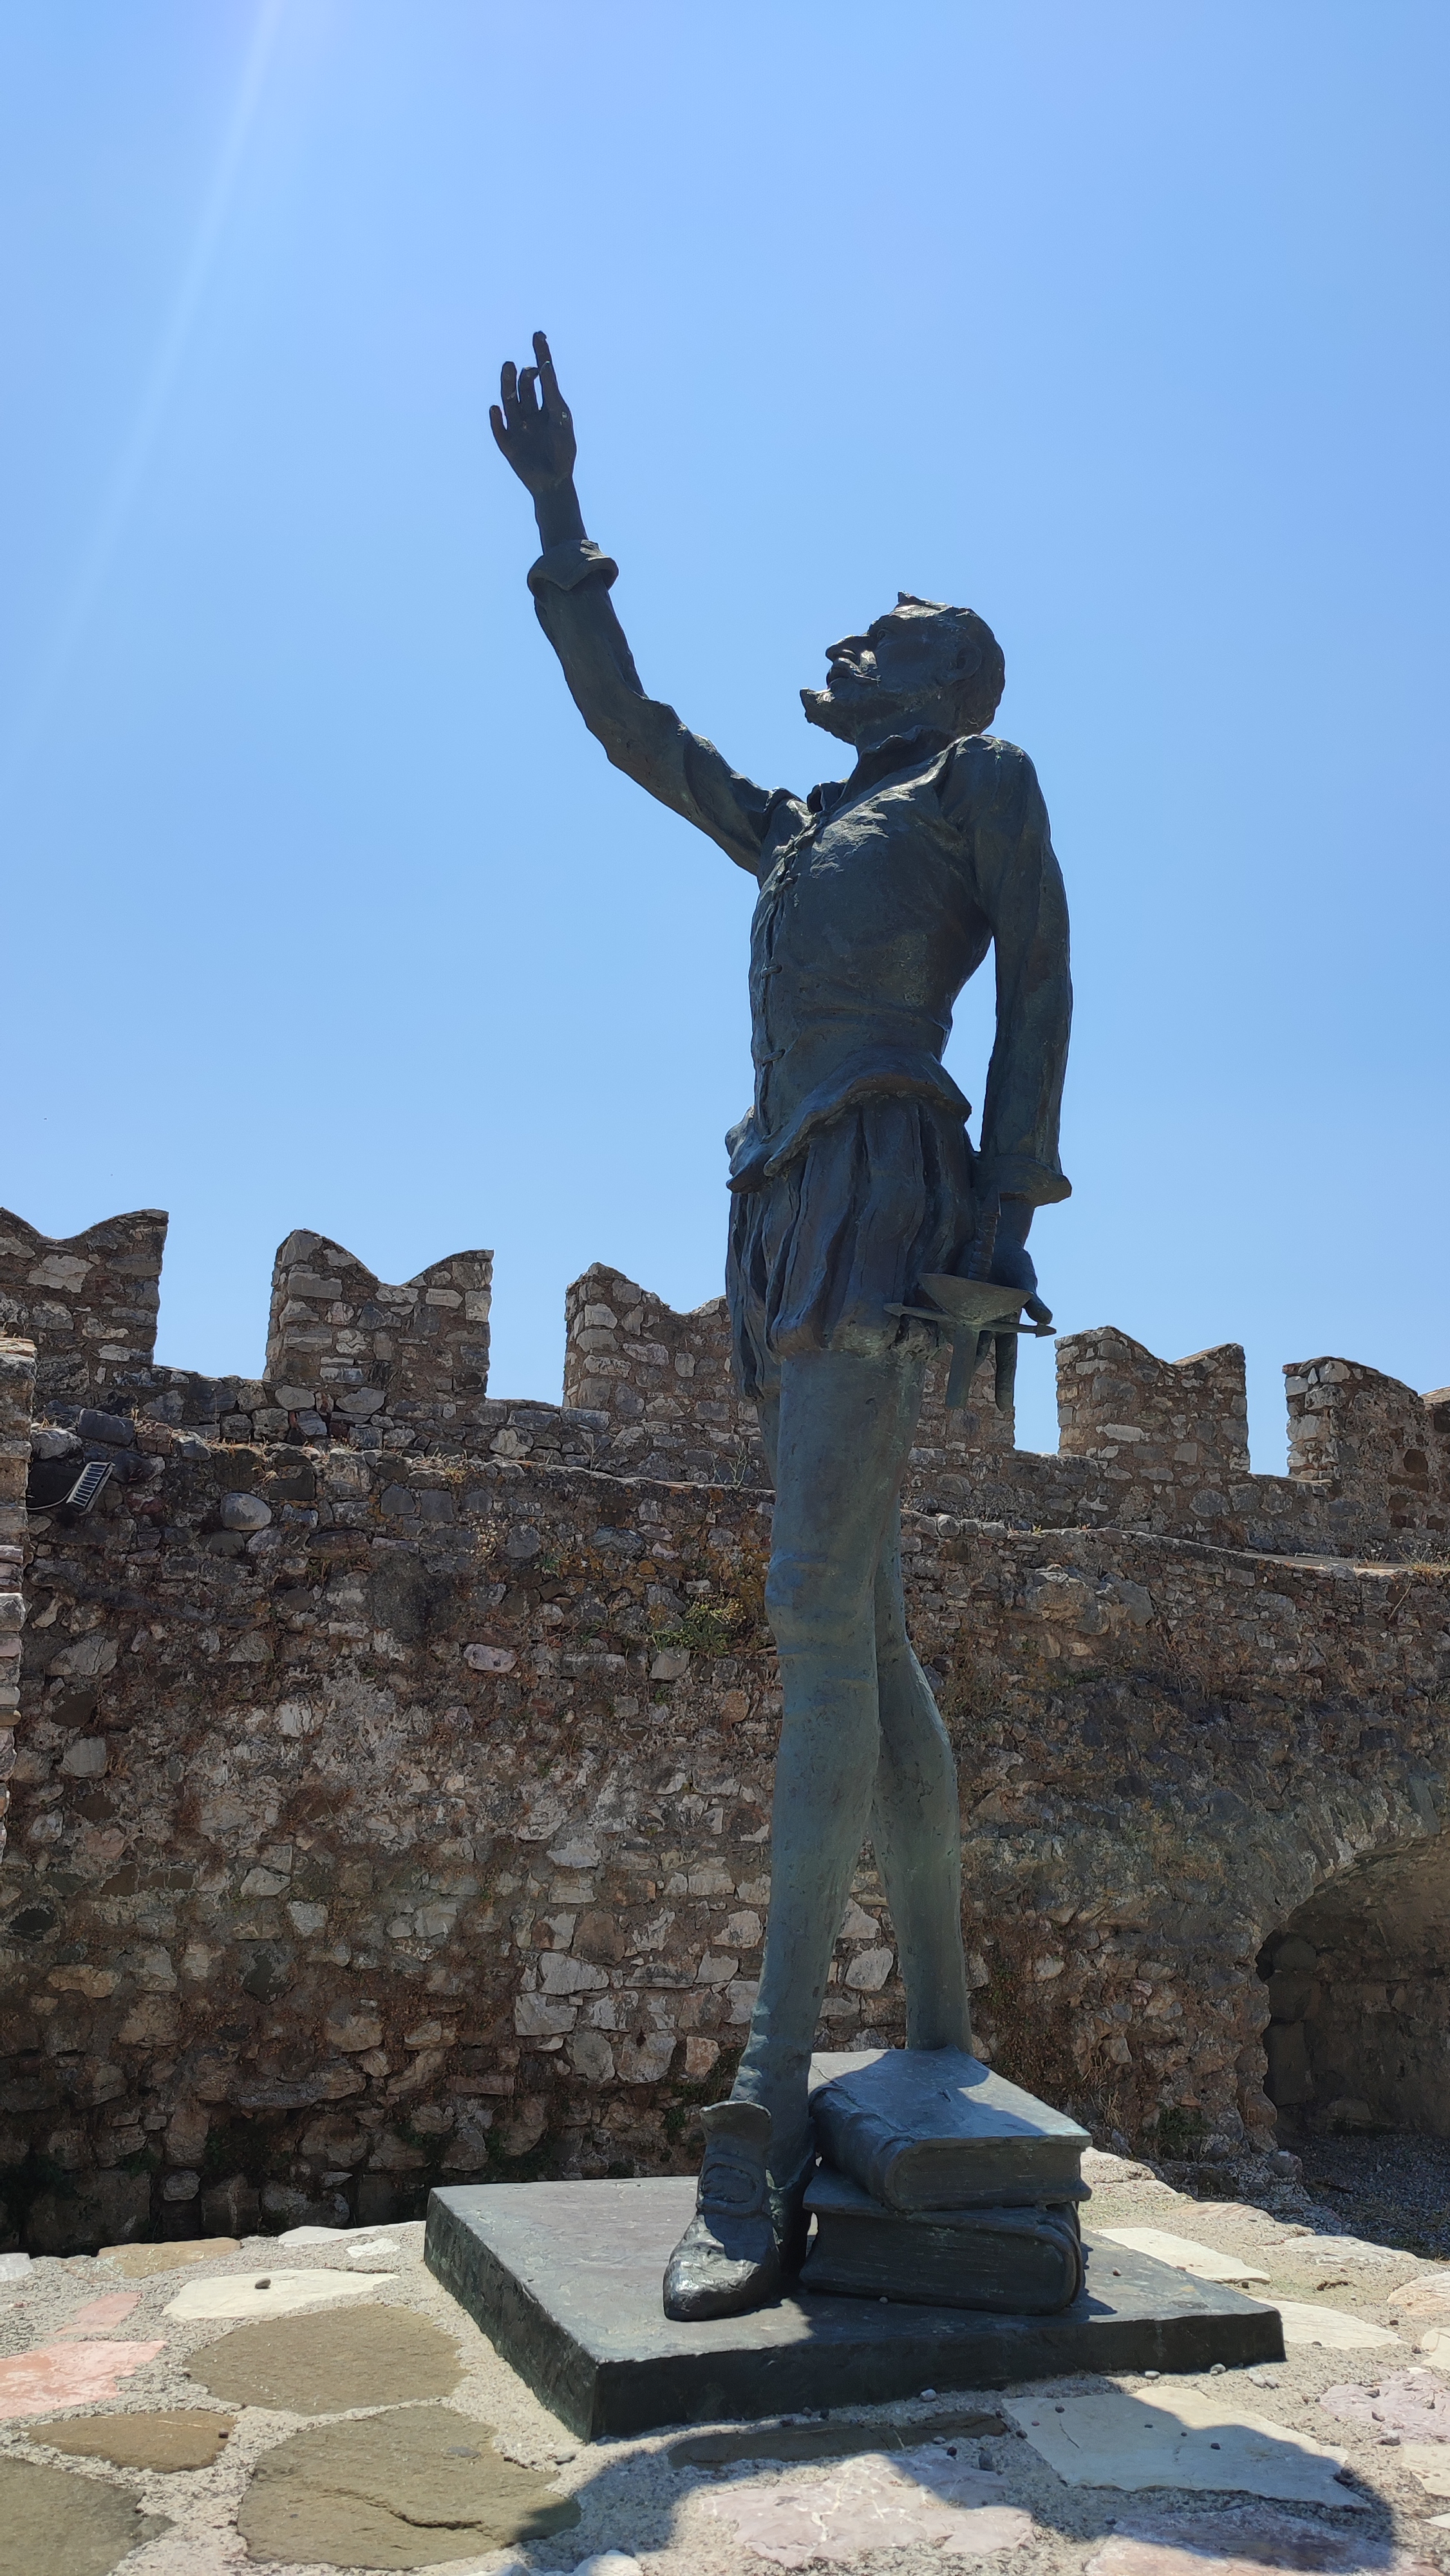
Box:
[870,1502,972,2052]
[733,1346,928,2179]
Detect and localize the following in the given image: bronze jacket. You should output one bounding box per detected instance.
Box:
[529,537,1072,1209]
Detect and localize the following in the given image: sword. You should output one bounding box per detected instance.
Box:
[884,1233,1053,1415]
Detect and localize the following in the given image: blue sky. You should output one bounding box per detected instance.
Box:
[3,3,1446,1460]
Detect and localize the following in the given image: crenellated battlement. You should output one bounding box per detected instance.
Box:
[1286,1354,1450,1531]
[0,1208,167,1405]
[265,1228,493,1441]
[1056,1326,1250,1499]
[562,1262,762,1480]
[3,1206,1446,1555]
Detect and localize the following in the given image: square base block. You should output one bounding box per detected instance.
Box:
[426,2179,1285,2441]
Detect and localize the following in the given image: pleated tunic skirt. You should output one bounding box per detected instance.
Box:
[725,1096,979,1404]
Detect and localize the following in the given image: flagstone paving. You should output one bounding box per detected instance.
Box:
[697,2443,1034,2566]
[3,2166,1450,2571]
[1402,2448,1450,2501]
[1395,2278,1450,2322]
[53,2293,144,2336]
[1270,2302,1404,2351]
[23,2408,236,2471]
[237,2405,583,2570]
[1002,2385,1358,2508]
[0,2335,168,2420]
[99,2240,239,2282]
[1321,2374,1450,2444]
[1096,2232,1271,2285]
[165,2269,391,2324]
[0,2454,169,2575]
[188,2303,466,2416]
[1084,2506,1438,2576]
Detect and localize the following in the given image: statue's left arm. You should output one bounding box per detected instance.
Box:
[939,736,1071,1414]
[945,737,1072,1218]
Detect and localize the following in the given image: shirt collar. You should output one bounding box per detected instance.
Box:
[806,724,952,817]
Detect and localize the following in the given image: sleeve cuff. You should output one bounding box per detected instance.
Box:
[977,1154,1071,1208]
[527,538,619,596]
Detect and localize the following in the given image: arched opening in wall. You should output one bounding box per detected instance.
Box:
[1258,1829,1450,2253]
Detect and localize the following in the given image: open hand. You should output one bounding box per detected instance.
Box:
[490,331,576,496]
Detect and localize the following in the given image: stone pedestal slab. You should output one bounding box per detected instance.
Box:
[425,2179,1285,2442]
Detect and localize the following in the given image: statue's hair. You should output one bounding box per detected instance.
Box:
[894,592,1005,735]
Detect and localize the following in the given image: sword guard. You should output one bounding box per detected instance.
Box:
[884,1297,1055,1410]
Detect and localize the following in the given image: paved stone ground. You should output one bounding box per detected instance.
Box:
[3,2159,1450,2575]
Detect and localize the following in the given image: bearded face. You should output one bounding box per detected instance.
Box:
[801,598,1004,749]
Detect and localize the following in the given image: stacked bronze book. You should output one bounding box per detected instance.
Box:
[801,2048,1090,2316]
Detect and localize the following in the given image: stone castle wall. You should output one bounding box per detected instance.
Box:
[2,1390,1447,2253]
[3,1202,1449,2252]
[1057,1329,1250,1506]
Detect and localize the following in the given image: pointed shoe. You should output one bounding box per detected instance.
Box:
[663,2099,780,2322]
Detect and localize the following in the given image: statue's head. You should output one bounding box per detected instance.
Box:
[801,594,1004,752]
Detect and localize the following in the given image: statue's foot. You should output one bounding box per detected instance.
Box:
[663,2099,784,2322]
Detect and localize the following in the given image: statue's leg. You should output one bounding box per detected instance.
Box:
[731,1344,924,2181]
[869,1501,972,2051]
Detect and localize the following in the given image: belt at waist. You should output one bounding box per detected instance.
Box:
[725,1046,972,1194]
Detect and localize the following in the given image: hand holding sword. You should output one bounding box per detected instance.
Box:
[886,1191,1054,1414]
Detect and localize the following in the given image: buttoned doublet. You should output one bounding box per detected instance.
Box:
[530,536,1072,1399]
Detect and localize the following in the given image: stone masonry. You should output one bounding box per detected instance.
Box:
[3,1419,1447,2255]
[7,1205,1448,1552]
[265,1229,494,1445]
[1057,1327,1250,1517]
[562,1265,765,1484]
[1287,1356,1450,1534]
[1,1204,1448,2253]
[0,1336,33,1868]
[0,1208,167,1408]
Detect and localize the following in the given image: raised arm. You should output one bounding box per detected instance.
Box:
[492,335,792,876]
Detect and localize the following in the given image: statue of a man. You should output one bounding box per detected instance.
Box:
[494,336,1071,2320]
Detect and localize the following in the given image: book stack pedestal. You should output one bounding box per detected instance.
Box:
[802,2047,1089,2314]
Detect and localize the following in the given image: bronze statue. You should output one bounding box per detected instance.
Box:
[493,335,1071,2319]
